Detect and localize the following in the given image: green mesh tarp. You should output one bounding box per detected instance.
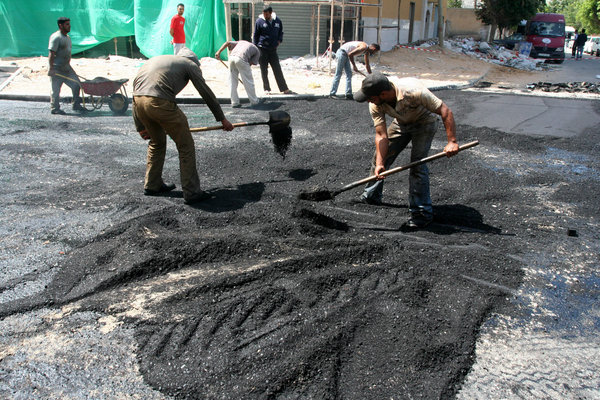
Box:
[0,0,228,59]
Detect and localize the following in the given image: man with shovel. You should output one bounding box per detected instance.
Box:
[132,47,234,205]
[48,17,87,115]
[354,73,459,228]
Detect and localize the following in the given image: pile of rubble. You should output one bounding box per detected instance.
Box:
[525,81,599,93]
[406,38,549,72]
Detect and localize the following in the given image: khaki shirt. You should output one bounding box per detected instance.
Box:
[369,78,442,133]
[133,55,224,121]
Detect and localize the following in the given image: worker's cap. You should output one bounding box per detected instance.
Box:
[353,72,392,102]
[177,47,200,66]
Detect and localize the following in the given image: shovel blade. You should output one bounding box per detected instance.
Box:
[268,111,291,131]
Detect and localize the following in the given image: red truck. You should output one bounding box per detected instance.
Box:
[525,13,566,64]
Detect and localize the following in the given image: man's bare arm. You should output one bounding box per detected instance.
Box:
[434,103,459,156]
[48,50,56,76]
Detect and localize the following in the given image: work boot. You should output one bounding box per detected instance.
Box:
[51,109,66,115]
[73,104,89,112]
[405,213,433,229]
[144,183,176,196]
[184,191,211,205]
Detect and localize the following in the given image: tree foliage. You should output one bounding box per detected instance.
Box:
[448,0,463,7]
[546,0,582,29]
[476,0,545,30]
[577,0,600,33]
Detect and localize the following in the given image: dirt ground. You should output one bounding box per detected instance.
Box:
[0,45,544,99]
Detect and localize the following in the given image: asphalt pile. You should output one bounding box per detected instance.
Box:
[6,93,598,398]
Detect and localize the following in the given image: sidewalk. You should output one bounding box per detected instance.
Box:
[0,53,485,106]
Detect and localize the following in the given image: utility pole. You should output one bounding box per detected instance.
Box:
[438,0,444,50]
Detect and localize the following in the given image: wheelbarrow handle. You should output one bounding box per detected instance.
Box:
[190,121,266,132]
[54,73,80,83]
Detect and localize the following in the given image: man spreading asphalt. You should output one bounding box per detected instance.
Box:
[253,5,294,95]
[170,3,186,55]
[215,40,264,108]
[47,17,87,115]
[329,41,380,99]
[354,73,459,228]
[132,47,234,205]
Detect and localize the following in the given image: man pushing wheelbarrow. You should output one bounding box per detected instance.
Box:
[48,16,87,115]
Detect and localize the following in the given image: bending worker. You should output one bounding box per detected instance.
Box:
[354,73,459,228]
[330,41,380,99]
[215,39,264,108]
[132,48,234,205]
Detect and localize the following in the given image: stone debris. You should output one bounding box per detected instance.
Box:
[525,81,599,93]
[401,37,556,71]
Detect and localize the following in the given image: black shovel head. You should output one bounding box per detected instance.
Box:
[267,111,291,131]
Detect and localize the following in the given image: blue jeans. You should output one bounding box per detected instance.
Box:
[576,46,584,59]
[329,49,352,96]
[361,120,438,218]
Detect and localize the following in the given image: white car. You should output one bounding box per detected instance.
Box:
[584,37,600,56]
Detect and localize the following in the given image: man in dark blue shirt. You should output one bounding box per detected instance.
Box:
[253,5,294,95]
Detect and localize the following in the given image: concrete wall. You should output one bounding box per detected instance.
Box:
[446,8,488,39]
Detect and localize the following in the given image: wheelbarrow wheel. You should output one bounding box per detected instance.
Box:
[108,93,128,114]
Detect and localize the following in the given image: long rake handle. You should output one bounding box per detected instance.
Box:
[190,121,267,132]
[336,140,480,194]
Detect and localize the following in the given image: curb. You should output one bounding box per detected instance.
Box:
[0,77,484,105]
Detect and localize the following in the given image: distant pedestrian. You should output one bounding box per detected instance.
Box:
[575,28,587,60]
[329,41,380,99]
[253,5,295,95]
[47,17,87,115]
[215,40,264,108]
[571,29,578,58]
[132,48,234,205]
[170,3,185,55]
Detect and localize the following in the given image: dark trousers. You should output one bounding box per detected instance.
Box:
[258,47,289,92]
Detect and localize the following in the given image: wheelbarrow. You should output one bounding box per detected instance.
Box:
[55,73,129,114]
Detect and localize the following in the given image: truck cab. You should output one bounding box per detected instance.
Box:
[525,13,566,64]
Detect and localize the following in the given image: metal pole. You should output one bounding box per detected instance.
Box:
[251,3,256,39]
[238,10,243,40]
[310,5,315,56]
[225,3,233,41]
[340,4,345,46]
[317,4,322,66]
[378,0,382,62]
[329,0,335,73]
[437,0,444,50]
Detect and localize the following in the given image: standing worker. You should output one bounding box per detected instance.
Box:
[47,17,87,115]
[354,73,459,228]
[253,5,295,95]
[215,40,265,108]
[575,28,587,60]
[170,3,185,55]
[571,29,578,59]
[132,48,234,205]
[329,41,380,99]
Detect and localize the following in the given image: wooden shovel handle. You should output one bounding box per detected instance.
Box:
[336,140,480,194]
[190,121,265,132]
